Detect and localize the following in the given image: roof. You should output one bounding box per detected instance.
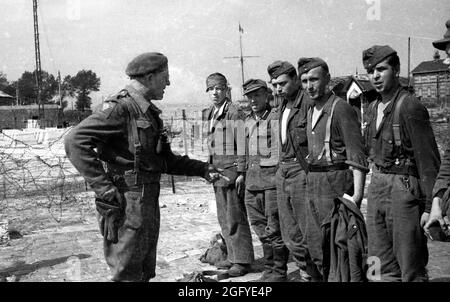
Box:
[0,90,13,98]
[411,59,450,74]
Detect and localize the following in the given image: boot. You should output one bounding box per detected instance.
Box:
[264,245,288,282]
[257,243,274,281]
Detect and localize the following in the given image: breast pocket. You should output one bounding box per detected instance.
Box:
[380,131,394,160]
[290,120,307,146]
[136,118,158,150]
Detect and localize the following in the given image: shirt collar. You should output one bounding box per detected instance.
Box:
[126,80,162,115]
[213,99,228,117]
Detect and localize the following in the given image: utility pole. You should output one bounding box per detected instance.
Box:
[33,0,44,126]
[58,70,62,108]
[224,23,259,95]
[407,37,411,87]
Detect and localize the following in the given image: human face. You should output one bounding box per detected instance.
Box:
[246,88,269,114]
[367,59,399,96]
[207,85,228,107]
[146,68,170,100]
[300,66,329,102]
[271,74,298,99]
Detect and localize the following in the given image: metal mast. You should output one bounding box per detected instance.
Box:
[33,0,44,124]
[224,23,259,95]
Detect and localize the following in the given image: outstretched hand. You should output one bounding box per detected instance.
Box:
[204,165,229,183]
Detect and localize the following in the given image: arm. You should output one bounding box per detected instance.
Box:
[351,168,366,208]
[432,126,450,200]
[64,103,126,197]
[403,100,441,213]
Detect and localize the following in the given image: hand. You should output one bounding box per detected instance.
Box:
[424,197,449,231]
[343,193,363,209]
[235,174,245,198]
[204,165,228,183]
[95,187,124,244]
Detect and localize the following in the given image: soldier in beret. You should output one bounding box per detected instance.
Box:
[65,52,223,282]
[267,60,314,281]
[242,79,288,281]
[300,57,368,281]
[202,73,254,277]
[425,20,450,236]
[363,45,440,281]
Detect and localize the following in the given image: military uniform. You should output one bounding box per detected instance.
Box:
[65,80,210,281]
[202,99,254,267]
[365,86,440,281]
[305,92,368,281]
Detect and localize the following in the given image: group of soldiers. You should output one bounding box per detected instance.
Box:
[64,20,450,282]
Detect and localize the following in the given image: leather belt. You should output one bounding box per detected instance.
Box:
[308,162,349,172]
[373,164,418,178]
[280,158,298,164]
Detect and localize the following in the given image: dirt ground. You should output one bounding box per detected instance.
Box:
[0,174,450,282]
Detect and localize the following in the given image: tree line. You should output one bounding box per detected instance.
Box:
[0,69,100,112]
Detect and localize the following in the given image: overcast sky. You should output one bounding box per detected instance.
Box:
[1,0,449,107]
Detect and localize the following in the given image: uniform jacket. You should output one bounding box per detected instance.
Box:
[277,88,310,170]
[202,99,246,187]
[244,105,279,191]
[307,93,368,172]
[432,126,450,218]
[65,83,208,197]
[321,197,368,282]
[365,87,441,212]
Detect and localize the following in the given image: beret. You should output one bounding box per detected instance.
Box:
[206,73,228,92]
[362,45,397,71]
[432,20,450,51]
[125,52,168,76]
[267,60,296,80]
[297,57,329,77]
[243,79,268,95]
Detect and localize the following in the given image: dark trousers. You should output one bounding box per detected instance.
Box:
[306,169,353,279]
[102,176,161,282]
[276,162,311,271]
[214,186,255,264]
[367,172,428,282]
[244,188,284,248]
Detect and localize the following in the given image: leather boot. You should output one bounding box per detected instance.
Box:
[257,243,274,281]
[264,245,288,282]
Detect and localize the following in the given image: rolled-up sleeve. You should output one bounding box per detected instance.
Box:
[335,102,369,173]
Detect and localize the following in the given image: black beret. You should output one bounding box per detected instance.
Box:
[267,61,296,81]
[243,79,268,95]
[206,73,228,92]
[125,52,168,77]
[362,45,397,71]
[297,57,329,77]
[432,20,450,51]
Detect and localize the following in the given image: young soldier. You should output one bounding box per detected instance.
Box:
[363,45,441,281]
[202,73,254,277]
[300,57,368,281]
[242,79,288,281]
[65,52,223,282]
[268,61,314,281]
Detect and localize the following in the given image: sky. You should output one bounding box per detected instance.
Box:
[1,0,449,107]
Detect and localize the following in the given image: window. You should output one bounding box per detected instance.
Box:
[428,87,431,97]
[418,88,422,97]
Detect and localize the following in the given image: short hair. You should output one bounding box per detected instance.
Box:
[386,53,401,71]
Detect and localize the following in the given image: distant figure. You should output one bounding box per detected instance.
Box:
[202,73,254,277]
[363,45,440,281]
[64,52,223,282]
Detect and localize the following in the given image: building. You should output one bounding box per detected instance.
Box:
[412,52,450,107]
[0,90,14,106]
[0,104,63,129]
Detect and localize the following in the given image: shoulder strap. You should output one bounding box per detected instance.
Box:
[392,92,408,147]
[118,95,143,185]
[324,97,339,164]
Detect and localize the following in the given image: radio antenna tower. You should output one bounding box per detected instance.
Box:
[33,0,44,125]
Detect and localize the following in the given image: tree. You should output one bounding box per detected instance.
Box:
[70,70,101,112]
[16,70,58,105]
[0,72,16,97]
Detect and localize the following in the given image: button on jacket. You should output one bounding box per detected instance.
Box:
[365,87,441,211]
[65,84,208,197]
[277,88,310,169]
[202,99,246,187]
[244,105,279,191]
